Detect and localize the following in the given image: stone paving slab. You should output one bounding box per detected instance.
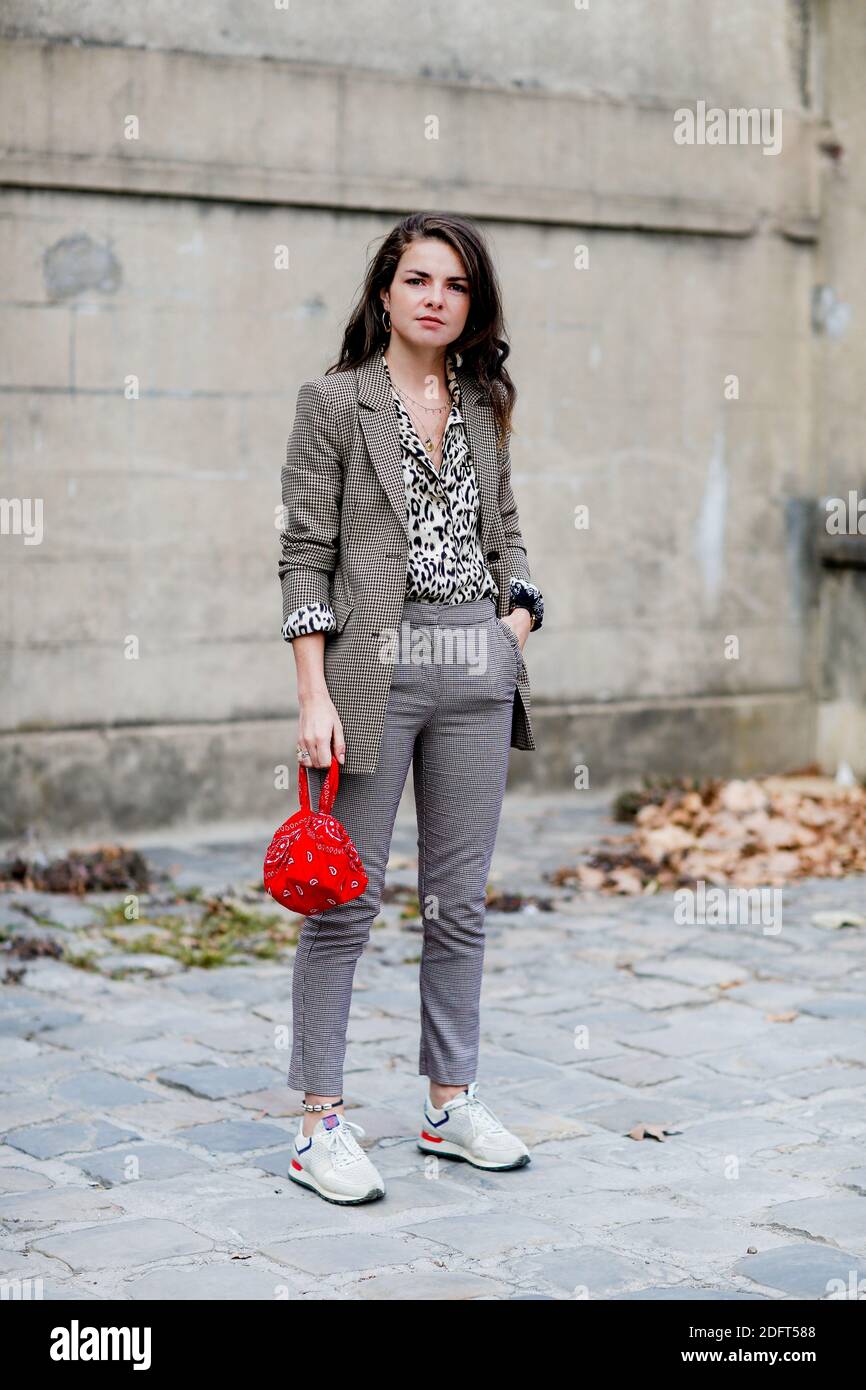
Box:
[0,1186,125,1230]
[1,794,865,1299]
[612,1285,771,1300]
[759,1195,866,1250]
[53,1070,159,1108]
[155,1064,282,1099]
[35,1022,170,1054]
[654,1073,780,1109]
[98,952,185,978]
[0,1008,84,1037]
[401,1210,568,1258]
[0,1056,82,1091]
[609,1214,795,1269]
[90,1172,282,1223]
[264,1230,446,1277]
[340,1267,513,1299]
[5,1120,142,1160]
[729,1242,866,1299]
[508,1242,682,1297]
[0,1166,54,1196]
[576,1052,685,1088]
[231,1086,305,1118]
[109,1038,217,1069]
[29,1217,213,1271]
[172,1119,292,1153]
[124,1262,309,1300]
[101,1096,222,1132]
[0,1247,61,1281]
[838,1167,866,1195]
[0,1097,75,1132]
[73,1143,213,1187]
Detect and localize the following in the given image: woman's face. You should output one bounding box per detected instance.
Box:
[381,238,471,351]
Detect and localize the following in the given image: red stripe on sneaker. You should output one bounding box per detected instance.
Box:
[291,1158,303,1170]
[420,1130,443,1143]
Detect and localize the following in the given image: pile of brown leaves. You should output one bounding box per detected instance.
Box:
[553,775,866,895]
[0,845,151,895]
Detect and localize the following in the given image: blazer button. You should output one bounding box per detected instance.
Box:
[486,549,500,561]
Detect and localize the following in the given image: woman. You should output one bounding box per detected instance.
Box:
[278,211,544,1205]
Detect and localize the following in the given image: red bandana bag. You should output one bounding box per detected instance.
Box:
[263,755,368,914]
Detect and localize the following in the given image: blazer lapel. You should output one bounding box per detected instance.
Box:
[355,348,501,549]
[356,351,409,541]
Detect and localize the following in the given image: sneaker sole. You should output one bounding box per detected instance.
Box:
[417,1133,530,1170]
[288,1161,385,1205]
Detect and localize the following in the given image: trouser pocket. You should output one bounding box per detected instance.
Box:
[496,617,524,678]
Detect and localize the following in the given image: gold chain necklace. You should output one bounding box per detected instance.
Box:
[384,352,452,458]
[392,384,449,456]
[399,396,448,457]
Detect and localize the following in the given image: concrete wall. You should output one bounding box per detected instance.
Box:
[810,0,866,773]
[1,0,863,836]
[0,0,814,100]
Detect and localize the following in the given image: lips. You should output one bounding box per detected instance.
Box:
[417,316,444,325]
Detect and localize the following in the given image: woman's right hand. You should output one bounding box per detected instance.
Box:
[297,691,346,768]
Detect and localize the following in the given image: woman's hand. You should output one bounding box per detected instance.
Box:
[297,691,346,768]
[292,630,345,767]
[501,607,532,651]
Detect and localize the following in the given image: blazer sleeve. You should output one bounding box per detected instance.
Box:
[278,378,344,641]
[498,428,544,631]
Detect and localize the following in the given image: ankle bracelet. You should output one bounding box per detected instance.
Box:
[302,1097,344,1113]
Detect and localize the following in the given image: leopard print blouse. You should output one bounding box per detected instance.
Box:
[281,345,544,639]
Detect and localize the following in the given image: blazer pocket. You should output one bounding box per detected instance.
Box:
[331,594,355,634]
[329,569,355,635]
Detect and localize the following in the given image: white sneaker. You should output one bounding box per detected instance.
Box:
[417,1081,531,1170]
[289,1111,386,1204]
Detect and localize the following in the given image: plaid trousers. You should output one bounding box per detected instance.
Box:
[287,596,523,1094]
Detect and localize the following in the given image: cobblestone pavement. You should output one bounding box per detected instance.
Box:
[1,792,865,1301]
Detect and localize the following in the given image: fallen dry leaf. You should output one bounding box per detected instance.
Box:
[575,864,606,891]
[641,825,697,858]
[720,780,769,815]
[626,1122,681,1142]
[609,867,645,895]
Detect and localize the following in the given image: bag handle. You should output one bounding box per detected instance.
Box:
[298,753,340,815]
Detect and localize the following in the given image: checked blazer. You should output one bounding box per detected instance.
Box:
[278,347,538,775]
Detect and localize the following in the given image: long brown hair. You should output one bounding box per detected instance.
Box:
[326,212,516,448]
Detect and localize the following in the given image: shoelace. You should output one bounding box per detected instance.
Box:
[321,1118,367,1168]
[454,1083,505,1137]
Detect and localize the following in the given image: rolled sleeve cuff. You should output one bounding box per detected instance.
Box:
[508,577,544,632]
[281,602,337,642]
